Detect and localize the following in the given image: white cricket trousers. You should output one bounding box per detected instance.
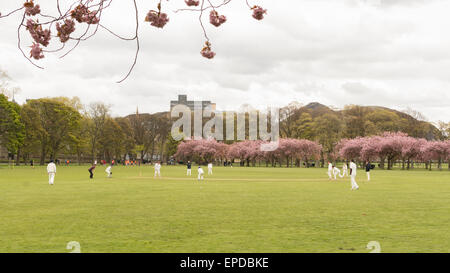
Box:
[351,175,359,190]
[334,171,340,180]
[154,170,161,177]
[328,170,332,179]
[198,174,204,180]
[367,172,370,181]
[187,169,191,175]
[48,173,55,185]
[208,168,212,175]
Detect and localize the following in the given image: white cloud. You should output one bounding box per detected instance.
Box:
[0,0,449,122]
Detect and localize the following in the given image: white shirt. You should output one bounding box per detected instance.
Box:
[342,164,347,170]
[208,163,213,169]
[349,162,357,176]
[154,163,161,170]
[198,168,204,175]
[47,163,56,173]
[328,163,333,171]
[333,167,340,175]
[106,166,112,173]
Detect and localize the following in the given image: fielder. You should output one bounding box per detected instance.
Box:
[365,161,371,181]
[340,163,348,178]
[327,162,333,180]
[332,166,341,180]
[88,163,96,179]
[349,159,359,190]
[208,162,213,175]
[154,161,161,178]
[197,166,204,181]
[187,161,192,176]
[105,165,112,178]
[47,160,56,185]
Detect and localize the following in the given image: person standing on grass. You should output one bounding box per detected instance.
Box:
[327,162,333,180]
[340,163,348,178]
[349,159,359,190]
[365,161,371,181]
[154,161,161,178]
[88,163,96,179]
[47,160,56,185]
[186,161,192,176]
[105,165,112,178]
[208,162,213,175]
[197,166,204,181]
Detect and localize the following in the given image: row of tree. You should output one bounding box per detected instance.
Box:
[175,138,323,167]
[278,102,449,165]
[0,95,174,165]
[175,135,450,170]
[1,93,449,167]
[336,132,450,170]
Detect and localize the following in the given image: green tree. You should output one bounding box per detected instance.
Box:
[313,113,344,166]
[0,94,25,157]
[343,105,368,138]
[22,98,81,164]
[294,112,314,140]
[86,102,110,163]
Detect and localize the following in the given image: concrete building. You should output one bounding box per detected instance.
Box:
[170,94,216,111]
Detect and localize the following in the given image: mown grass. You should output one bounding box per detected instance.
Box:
[0,164,449,253]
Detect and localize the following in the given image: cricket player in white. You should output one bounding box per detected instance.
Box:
[349,160,359,190]
[332,166,341,180]
[154,162,161,178]
[105,165,112,178]
[327,162,333,180]
[47,160,56,185]
[340,163,348,178]
[197,166,204,181]
[207,163,213,175]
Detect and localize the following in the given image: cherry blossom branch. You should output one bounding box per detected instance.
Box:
[0,0,267,83]
[116,0,139,84]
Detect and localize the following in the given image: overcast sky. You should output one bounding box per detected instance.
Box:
[1,0,449,122]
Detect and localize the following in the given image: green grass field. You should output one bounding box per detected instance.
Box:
[0,165,449,253]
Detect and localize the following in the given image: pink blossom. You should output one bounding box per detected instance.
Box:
[24,1,41,17]
[30,43,44,60]
[56,19,76,43]
[209,10,226,27]
[185,0,200,7]
[201,41,216,59]
[71,5,100,24]
[26,19,51,47]
[145,10,169,28]
[252,6,267,20]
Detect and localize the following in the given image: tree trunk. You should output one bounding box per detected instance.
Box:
[380,157,385,169]
[40,144,46,165]
[15,148,21,166]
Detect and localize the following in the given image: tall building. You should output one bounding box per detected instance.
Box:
[170,94,216,111]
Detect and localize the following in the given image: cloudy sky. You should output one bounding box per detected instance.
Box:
[1,0,449,122]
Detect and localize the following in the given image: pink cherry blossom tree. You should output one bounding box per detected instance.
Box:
[0,0,267,82]
[421,140,449,171]
[175,138,225,164]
